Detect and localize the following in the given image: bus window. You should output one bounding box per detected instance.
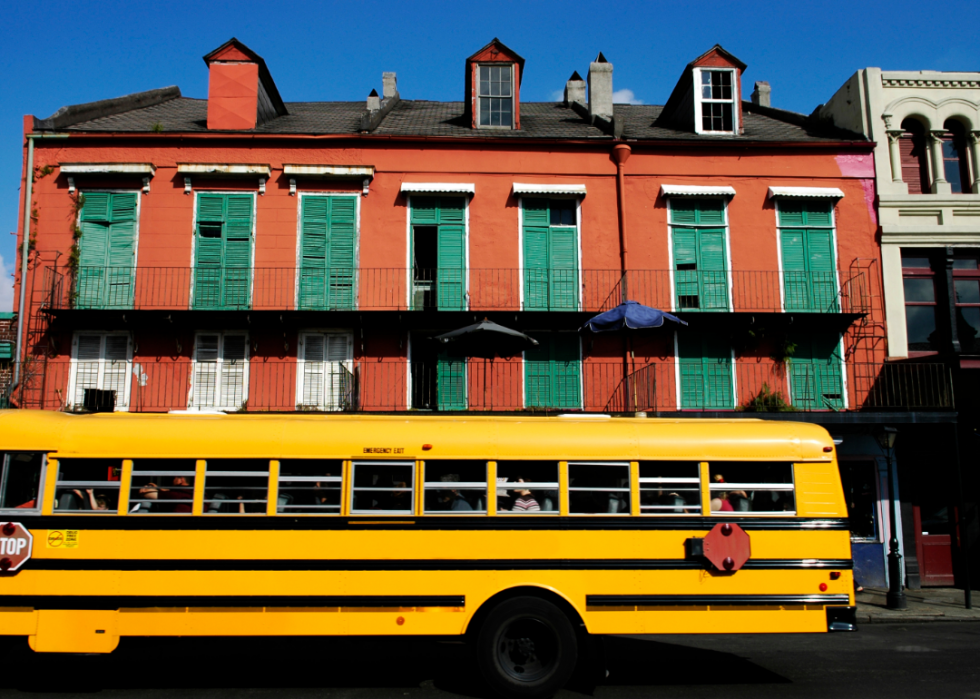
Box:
[202,459,270,515]
[350,461,415,514]
[129,460,197,514]
[0,453,45,512]
[639,461,702,515]
[708,462,795,514]
[423,461,487,514]
[496,461,559,514]
[54,459,121,513]
[278,460,344,514]
[568,462,631,514]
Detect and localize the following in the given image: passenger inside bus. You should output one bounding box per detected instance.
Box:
[139,476,194,513]
[423,461,486,513]
[510,479,541,512]
[496,461,558,513]
[72,488,108,510]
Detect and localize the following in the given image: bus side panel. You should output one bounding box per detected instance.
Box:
[794,461,847,518]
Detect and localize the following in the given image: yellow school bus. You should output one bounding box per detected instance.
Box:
[0,410,854,698]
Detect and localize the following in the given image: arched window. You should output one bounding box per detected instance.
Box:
[942,119,971,194]
[900,118,930,194]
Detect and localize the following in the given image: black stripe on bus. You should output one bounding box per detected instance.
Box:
[11,516,850,531]
[0,595,465,611]
[24,558,853,572]
[586,594,852,607]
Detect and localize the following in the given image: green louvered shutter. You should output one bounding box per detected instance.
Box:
[699,229,728,310]
[670,200,698,225]
[551,335,581,409]
[76,193,110,309]
[299,196,329,309]
[411,197,439,224]
[523,200,551,310]
[677,332,733,409]
[780,229,808,310]
[194,194,226,308]
[222,195,253,309]
[789,335,843,410]
[777,202,807,227]
[695,200,725,225]
[673,228,699,309]
[437,224,465,311]
[106,193,137,308]
[327,197,356,309]
[524,338,552,408]
[437,350,466,410]
[807,229,838,311]
[550,226,579,310]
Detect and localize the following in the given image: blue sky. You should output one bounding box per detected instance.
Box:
[1,0,977,311]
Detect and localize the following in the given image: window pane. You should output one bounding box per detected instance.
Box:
[0,453,44,510]
[129,459,196,514]
[351,462,414,513]
[953,257,979,270]
[955,279,980,304]
[423,460,487,513]
[480,66,490,83]
[639,461,702,515]
[496,461,559,514]
[550,200,576,226]
[479,97,491,126]
[957,307,980,353]
[901,256,932,269]
[203,459,269,515]
[905,305,938,350]
[942,138,964,194]
[568,462,631,514]
[903,278,935,302]
[54,458,121,513]
[277,460,344,514]
[707,462,795,513]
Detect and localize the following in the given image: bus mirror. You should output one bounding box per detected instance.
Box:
[685,537,704,559]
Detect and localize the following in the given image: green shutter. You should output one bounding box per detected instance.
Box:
[789,335,844,410]
[523,200,579,311]
[677,332,733,409]
[328,197,356,310]
[76,192,137,309]
[299,196,356,310]
[672,225,728,311]
[670,198,724,225]
[670,200,698,225]
[437,224,465,311]
[779,200,838,313]
[777,201,807,227]
[780,229,808,310]
[410,197,439,224]
[806,229,837,311]
[194,193,253,309]
[524,335,580,409]
[437,351,466,410]
[298,196,328,309]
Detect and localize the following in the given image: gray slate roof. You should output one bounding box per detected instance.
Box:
[58,95,863,143]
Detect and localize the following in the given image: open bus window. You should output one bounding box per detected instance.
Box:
[129,460,197,514]
[568,462,631,514]
[496,461,559,514]
[278,460,344,514]
[708,462,795,514]
[423,461,487,514]
[54,459,121,513]
[351,461,415,514]
[0,453,45,512]
[202,459,270,515]
[639,461,702,515]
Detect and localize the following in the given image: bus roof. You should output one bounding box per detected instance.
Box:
[0,410,834,462]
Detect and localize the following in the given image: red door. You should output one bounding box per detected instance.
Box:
[913,505,955,586]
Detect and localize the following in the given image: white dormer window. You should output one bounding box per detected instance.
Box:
[478,65,514,128]
[694,68,737,135]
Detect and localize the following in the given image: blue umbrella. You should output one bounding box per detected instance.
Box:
[581,300,688,332]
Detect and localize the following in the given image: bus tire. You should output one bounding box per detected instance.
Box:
[475,596,578,699]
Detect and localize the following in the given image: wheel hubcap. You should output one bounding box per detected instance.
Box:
[496,617,559,682]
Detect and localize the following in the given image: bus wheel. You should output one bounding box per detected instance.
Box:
[476,596,578,699]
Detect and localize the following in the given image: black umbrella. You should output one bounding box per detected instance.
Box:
[434,320,539,410]
[434,319,539,359]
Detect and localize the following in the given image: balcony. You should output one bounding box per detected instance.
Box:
[10,358,952,414]
[36,267,870,315]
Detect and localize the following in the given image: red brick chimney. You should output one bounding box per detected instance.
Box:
[203,38,287,130]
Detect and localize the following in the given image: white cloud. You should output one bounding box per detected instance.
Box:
[0,255,14,313]
[550,89,564,102]
[612,89,643,105]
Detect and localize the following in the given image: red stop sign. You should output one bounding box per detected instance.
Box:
[0,522,34,573]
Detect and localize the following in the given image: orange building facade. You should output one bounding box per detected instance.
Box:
[11,39,949,417]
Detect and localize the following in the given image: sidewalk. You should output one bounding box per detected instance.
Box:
[856,587,980,623]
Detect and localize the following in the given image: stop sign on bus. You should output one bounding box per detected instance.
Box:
[0,522,33,572]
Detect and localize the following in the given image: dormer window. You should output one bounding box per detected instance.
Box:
[478,65,513,127]
[695,68,737,134]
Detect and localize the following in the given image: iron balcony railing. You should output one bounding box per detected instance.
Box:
[9,358,952,414]
[36,267,870,314]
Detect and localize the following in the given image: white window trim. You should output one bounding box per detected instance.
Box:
[666,197,734,313]
[295,331,354,411]
[475,63,515,130]
[517,196,583,312]
[188,331,250,412]
[693,67,738,136]
[293,191,361,311]
[189,191,257,310]
[67,331,134,411]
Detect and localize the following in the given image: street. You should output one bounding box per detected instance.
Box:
[1,623,978,699]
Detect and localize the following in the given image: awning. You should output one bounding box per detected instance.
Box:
[177,164,272,176]
[283,165,375,178]
[60,163,156,194]
[768,186,845,199]
[400,182,475,194]
[661,184,736,197]
[512,183,587,196]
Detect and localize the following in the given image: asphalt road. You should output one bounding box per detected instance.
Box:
[1,623,978,699]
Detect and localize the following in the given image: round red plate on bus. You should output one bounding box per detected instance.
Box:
[0,522,34,573]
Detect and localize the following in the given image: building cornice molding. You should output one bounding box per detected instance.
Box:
[882,78,980,89]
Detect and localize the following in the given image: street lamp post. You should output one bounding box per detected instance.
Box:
[876,427,907,610]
